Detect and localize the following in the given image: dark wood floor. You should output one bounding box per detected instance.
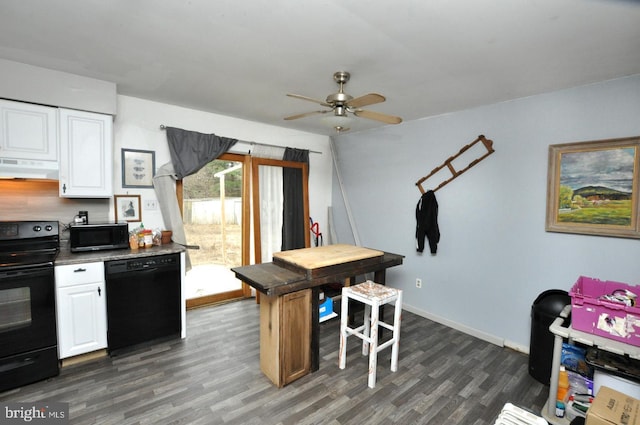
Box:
[1,299,549,424]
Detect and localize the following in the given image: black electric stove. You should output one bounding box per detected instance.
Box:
[0,221,60,392]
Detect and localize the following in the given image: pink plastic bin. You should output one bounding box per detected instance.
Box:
[570,276,640,347]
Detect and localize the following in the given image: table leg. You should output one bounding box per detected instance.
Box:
[311,286,320,372]
[344,276,356,323]
[374,269,386,284]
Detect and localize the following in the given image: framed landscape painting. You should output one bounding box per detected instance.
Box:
[545,136,640,239]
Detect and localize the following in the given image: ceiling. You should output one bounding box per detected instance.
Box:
[0,0,639,136]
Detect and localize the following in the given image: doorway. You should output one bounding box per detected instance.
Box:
[180,153,250,308]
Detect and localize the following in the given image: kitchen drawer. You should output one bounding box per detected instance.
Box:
[55,262,104,288]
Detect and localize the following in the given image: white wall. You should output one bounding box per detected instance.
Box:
[0,59,117,115]
[113,95,332,234]
[331,75,640,352]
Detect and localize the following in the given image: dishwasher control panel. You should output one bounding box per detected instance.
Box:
[105,253,179,274]
[127,255,177,270]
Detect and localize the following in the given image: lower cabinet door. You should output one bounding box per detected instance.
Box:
[280,289,311,385]
[57,282,107,359]
[259,289,311,387]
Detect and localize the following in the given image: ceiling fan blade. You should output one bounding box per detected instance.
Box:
[354,109,403,124]
[287,93,332,107]
[347,93,386,108]
[283,110,328,121]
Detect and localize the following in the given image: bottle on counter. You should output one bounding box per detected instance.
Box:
[555,366,570,417]
[129,233,139,250]
[137,223,146,248]
[142,229,153,248]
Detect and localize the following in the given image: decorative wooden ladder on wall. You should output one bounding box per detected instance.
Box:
[415,135,495,194]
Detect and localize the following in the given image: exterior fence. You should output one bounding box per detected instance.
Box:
[183,198,242,225]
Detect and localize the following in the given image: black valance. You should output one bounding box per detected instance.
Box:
[166,127,237,179]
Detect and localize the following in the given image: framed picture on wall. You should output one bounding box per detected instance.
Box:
[545,136,640,239]
[122,148,155,188]
[114,194,142,223]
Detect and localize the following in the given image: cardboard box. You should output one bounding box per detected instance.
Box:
[587,386,640,425]
[594,370,640,400]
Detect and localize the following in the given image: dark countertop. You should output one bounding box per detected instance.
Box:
[55,241,186,265]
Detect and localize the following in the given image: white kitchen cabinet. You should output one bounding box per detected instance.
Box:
[55,262,108,359]
[0,99,58,161]
[58,108,113,198]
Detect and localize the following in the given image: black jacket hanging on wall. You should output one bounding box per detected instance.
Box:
[415,190,440,254]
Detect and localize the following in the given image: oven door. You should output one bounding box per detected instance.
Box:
[0,264,57,358]
[0,263,59,392]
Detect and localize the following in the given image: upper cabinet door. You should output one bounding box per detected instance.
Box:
[59,109,113,198]
[0,99,58,161]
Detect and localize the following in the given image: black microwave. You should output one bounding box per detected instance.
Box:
[70,222,129,253]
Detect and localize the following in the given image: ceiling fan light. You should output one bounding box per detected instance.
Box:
[321,114,353,130]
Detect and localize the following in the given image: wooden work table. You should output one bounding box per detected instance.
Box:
[231,244,404,386]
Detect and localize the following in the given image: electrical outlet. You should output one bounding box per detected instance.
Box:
[416,278,422,288]
[145,199,158,210]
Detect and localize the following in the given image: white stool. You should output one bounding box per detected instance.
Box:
[338,280,403,388]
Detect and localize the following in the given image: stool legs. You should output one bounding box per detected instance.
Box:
[367,299,380,388]
[390,291,402,372]
[338,292,349,370]
[362,303,371,356]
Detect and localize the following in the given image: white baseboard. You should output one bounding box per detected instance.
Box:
[504,340,529,355]
[403,304,505,348]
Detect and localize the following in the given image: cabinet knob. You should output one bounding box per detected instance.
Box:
[98,287,102,296]
[74,268,87,273]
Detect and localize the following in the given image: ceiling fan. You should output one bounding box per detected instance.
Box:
[284,71,403,132]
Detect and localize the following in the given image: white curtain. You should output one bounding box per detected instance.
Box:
[259,165,283,262]
[154,161,193,266]
[252,145,284,262]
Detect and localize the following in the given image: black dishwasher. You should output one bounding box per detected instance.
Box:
[105,253,181,353]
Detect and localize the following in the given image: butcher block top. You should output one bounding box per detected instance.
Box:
[272,244,384,279]
[273,244,383,270]
[232,245,403,296]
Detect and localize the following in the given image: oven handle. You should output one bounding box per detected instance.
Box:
[0,267,52,280]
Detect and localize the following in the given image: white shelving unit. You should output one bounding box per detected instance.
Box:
[542,305,640,424]
[495,403,547,425]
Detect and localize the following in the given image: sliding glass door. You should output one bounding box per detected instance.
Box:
[180,153,250,308]
[177,153,309,308]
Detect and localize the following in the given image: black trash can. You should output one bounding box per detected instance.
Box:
[529,289,571,384]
